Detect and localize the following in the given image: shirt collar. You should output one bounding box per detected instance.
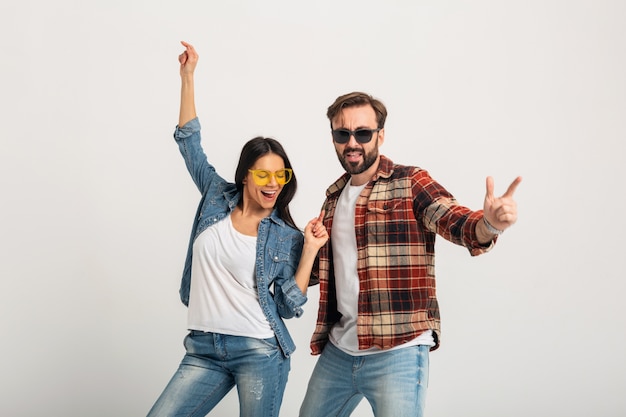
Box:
[226,187,285,227]
[326,155,395,197]
[269,209,285,226]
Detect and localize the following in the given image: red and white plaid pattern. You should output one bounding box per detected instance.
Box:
[310,155,494,354]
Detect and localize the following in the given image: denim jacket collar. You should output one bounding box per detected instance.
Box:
[225,188,286,228]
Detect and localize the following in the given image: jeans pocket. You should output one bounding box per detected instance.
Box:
[246,336,280,357]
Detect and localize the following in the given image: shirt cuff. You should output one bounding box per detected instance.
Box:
[281,278,308,317]
[174,117,201,140]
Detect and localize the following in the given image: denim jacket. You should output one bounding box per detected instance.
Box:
[174,118,307,357]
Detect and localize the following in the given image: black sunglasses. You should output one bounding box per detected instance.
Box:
[331,128,381,144]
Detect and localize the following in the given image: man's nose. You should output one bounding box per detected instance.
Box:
[346,132,360,146]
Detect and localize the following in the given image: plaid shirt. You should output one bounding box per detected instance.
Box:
[310,155,494,354]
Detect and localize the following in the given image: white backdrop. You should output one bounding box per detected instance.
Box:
[1,1,625,416]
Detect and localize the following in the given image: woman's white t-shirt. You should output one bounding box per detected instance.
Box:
[187,215,274,338]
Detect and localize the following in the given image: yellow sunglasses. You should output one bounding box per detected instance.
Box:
[248,168,293,186]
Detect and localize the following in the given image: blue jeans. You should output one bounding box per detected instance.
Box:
[299,342,429,417]
[147,331,290,417]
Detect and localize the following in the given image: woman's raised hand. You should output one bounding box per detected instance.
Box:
[179,41,198,77]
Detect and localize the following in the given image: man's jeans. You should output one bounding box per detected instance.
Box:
[300,342,429,417]
[147,331,290,417]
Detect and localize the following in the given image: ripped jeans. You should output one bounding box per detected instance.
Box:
[147,330,290,417]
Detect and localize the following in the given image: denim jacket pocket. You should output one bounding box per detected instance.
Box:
[267,247,291,279]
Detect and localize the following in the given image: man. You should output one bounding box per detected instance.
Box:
[300,92,521,417]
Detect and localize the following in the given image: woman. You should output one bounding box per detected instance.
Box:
[147,41,327,417]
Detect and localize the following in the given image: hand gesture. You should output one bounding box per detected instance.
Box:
[304,210,328,251]
[483,176,522,232]
[178,41,198,77]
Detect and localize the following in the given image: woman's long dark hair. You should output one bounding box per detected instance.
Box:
[234,137,298,229]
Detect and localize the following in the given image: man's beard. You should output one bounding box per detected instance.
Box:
[336,141,379,175]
